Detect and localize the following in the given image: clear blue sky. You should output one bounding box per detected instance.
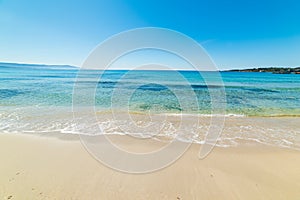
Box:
[0,0,300,69]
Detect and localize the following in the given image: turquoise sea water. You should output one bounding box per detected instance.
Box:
[1,63,299,117]
[1,63,299,149]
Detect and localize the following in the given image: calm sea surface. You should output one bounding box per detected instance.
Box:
[0,63,299,149]
[1,63,299,116]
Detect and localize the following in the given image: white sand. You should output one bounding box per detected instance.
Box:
[0,133,300,199]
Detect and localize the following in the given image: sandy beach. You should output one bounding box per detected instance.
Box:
[1,133,299,200]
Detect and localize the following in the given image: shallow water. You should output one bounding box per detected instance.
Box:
[1,63,299,116]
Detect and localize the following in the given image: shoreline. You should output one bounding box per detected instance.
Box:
[1,115,299,150]
[2,130,300,151]
[1,133,300,199]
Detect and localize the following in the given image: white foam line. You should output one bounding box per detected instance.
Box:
[160,113,245,117]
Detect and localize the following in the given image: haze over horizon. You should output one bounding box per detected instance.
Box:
[1,0,300,70]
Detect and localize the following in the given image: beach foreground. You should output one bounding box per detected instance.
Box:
[0,133,299,200]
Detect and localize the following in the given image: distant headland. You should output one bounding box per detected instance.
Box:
[226,67,300,74]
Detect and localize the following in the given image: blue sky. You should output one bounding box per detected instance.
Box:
[0,0,300,69]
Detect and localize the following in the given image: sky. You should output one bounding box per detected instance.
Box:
[0,0,300,70]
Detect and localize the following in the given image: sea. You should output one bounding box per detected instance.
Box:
[0,62,299,149]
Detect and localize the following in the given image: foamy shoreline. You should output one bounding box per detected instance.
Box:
[1,112,299,150]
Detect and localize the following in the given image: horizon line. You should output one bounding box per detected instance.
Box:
[0,61,299,71]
